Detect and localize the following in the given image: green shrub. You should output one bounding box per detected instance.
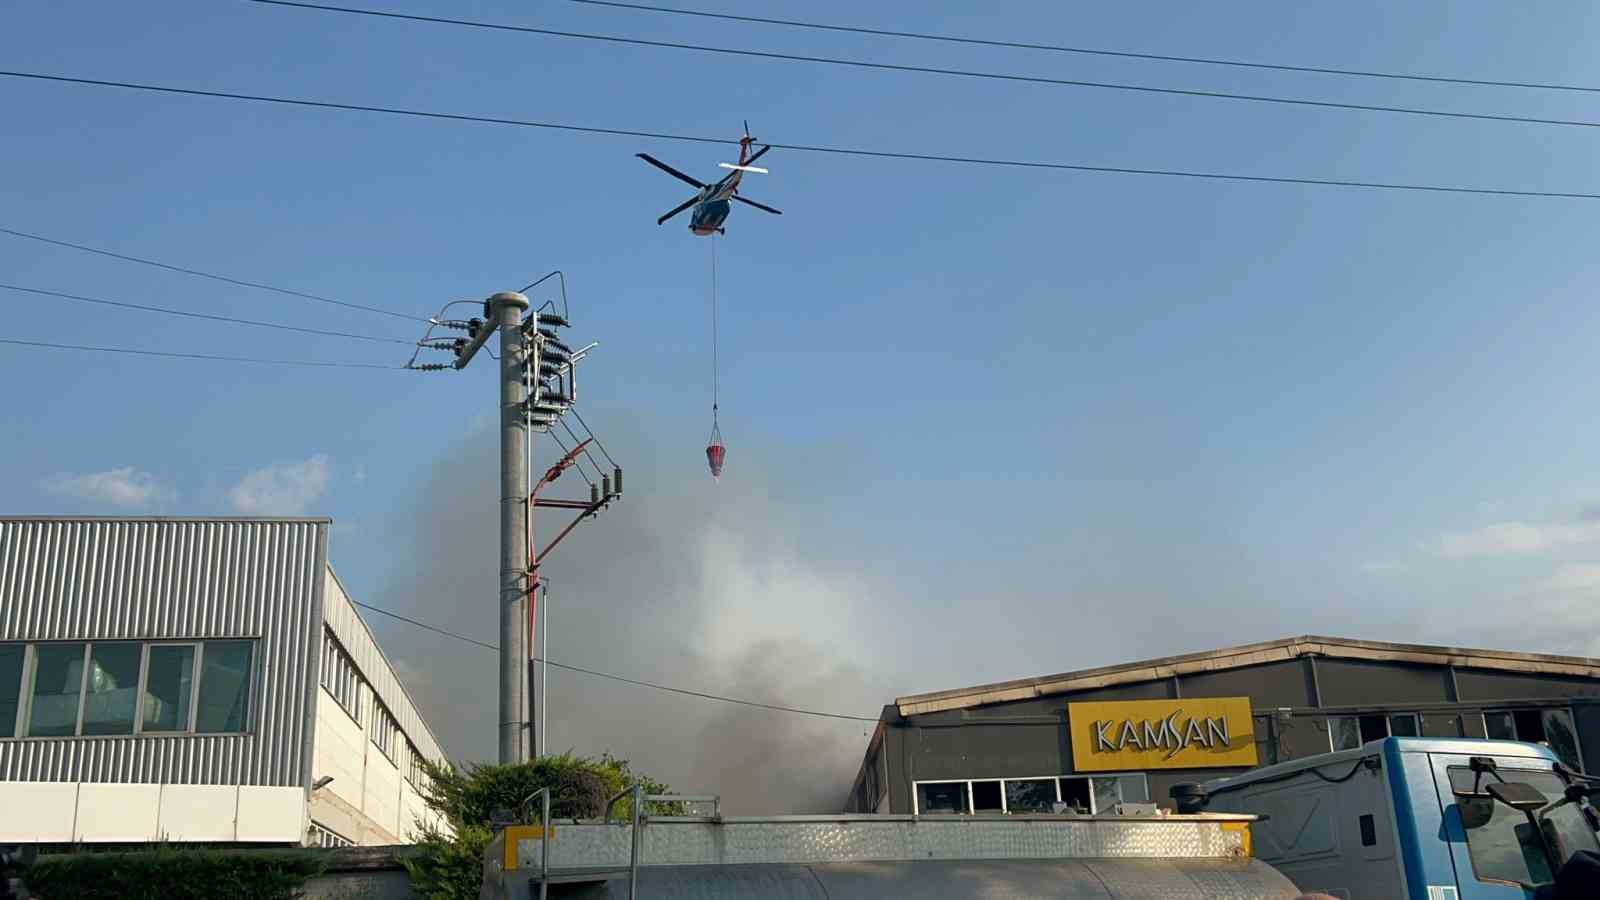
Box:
[400,824,493,900]
[404,752,678,899]
[24,846,324,900]
[419,752,678,827]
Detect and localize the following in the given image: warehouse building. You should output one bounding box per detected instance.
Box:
[0,517,450,846]
[845,635,1600,815]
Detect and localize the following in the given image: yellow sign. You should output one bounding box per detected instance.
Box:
[1069,697,1258,772]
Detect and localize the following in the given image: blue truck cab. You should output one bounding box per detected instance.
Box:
[1191,737,1600,899]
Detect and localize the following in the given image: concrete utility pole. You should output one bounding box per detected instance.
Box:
[408,280,618,766]
[492,291,530,764]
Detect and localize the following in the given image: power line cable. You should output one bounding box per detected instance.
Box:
[0,283,412,344]
[4,70,1599,201]
[568,0,1600,96]
[349,598,881,722]
[0,225,426,323]
[250,0,1600,132]
[0,336,402,369]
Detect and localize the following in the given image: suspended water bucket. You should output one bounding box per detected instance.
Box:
[705,424,726,479]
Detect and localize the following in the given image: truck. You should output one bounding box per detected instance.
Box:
[1182,736,1600,899]
[480,784,1302,898]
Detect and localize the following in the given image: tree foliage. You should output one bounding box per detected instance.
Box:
[403,752,678,899]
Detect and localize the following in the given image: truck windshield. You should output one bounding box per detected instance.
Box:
[1447,766,1600,887]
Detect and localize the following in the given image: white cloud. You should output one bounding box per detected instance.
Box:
[1358,560,1405,576]
[1432,520,1600,558]
[227,454,332,515]
[44,468,175,508]
[352,463,368,483]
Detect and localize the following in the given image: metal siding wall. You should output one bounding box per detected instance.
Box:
[0,518,324,786]
[1452,668,1600,702]
[320,573,448,765]
[1314,658,1452,706]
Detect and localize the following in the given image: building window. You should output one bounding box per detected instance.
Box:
[1329,713,1412,751]
[195,641,253,733]
[27,643,87,737]
[320,634,364,724]
[371,702,399,761]
[142,644,196,733]
[916,781,969,814]
[1059,776,1091,813]
[1004,779,1057,813]
[0,644,25,738]
[4,640,253,738]
[82,642,142,736]
[1484,707,1584,770]
[914,774,1148,815]
[408,741,433,790]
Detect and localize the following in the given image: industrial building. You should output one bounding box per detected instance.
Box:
[845,635,1600,815]
[0,517,450,847]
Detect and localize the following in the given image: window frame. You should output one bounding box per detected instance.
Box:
[137,641,202,735]
[3,639,254,740]
[320,633,366,727]
[1482,706,1587,770]
[911,772,1149,815]
[0,642,25,739]
[1328,712,1421,751]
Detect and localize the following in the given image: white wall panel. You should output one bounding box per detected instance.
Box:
[364,747,402,839]
[314,693,367,811]
[76,783,161,841]
[237,786,305,842]
[0,782,77,841]
[158,784,238,842]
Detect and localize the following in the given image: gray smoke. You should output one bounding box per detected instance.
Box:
[372,419,885,814]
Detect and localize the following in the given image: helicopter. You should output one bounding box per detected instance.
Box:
[637,122,782,235]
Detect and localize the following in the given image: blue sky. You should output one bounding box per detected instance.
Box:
[7,0,1600,803]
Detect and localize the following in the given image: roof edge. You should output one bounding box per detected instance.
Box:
[896,634,1600,716]
[0,515,335,523]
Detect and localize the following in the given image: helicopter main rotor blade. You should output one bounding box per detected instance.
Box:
[743,144,772,167]
[733,195,783,216]
[657,196,700,225]
[637,153,706,189]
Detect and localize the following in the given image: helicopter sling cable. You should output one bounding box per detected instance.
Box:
[705,234,726,479]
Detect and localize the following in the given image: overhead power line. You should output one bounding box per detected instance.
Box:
[0,283,412,344]
[0,225,426,323]
[349,599,882,722]
[251,0,1600,132]
[4,71,1599,201]
[569,0,1600,96]
[0,336,401,369]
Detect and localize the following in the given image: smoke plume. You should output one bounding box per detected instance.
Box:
[372,422,886,813]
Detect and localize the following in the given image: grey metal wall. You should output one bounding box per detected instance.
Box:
[0,518,327,787]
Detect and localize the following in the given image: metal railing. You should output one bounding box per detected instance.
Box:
[602,787,723,900]
[519,787,552,900]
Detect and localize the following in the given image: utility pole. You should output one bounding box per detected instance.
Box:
[407,279,620,766]
[492,291,530,764]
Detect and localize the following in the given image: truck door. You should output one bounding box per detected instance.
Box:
[1427,751,1599,899]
